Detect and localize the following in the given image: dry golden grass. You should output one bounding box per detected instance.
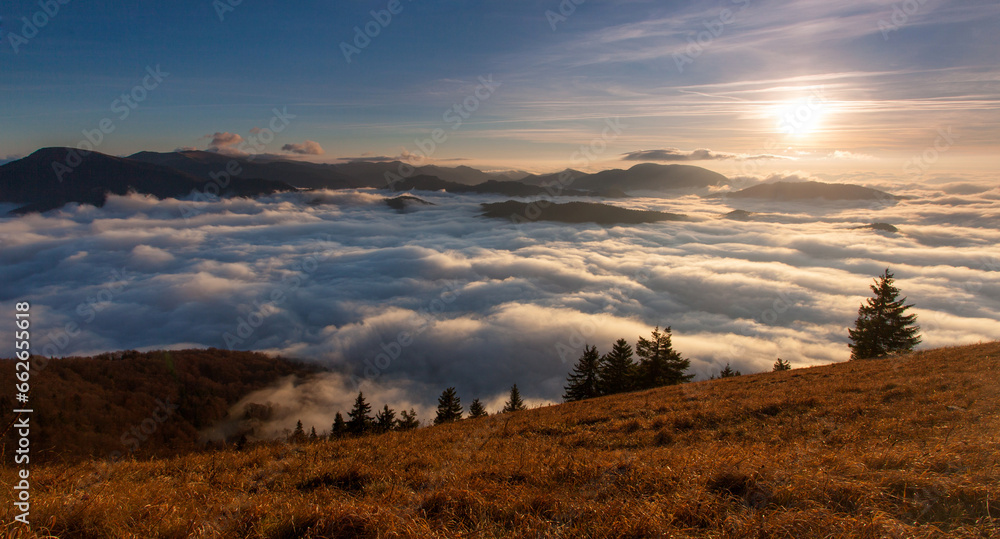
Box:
[3,342,999,538]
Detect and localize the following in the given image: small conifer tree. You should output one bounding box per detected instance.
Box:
[718,363,741,378]
[396,408,420,430]
[375,404,396,432]
[348,392,373,435]
[331,412,348,439]
[502,384,526,413]
[635,326,694,388]
[434,387,463,424]
[598,339,637,395]
[468,398,488,418]
[291,420,305,442]
[563,345,601,401]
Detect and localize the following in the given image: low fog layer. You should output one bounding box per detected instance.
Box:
[1,178,998,430]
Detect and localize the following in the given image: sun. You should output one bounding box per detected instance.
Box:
[773,94,831,138]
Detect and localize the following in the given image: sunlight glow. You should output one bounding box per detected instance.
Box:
[773,93,832,138]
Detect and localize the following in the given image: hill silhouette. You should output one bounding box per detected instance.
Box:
[726,181,894,201]
[129,150,358,190]
[481,200,687,224]
[0,148,294,214]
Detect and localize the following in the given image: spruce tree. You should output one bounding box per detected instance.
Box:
[396,408,420,430]
[598,339,637,395]
[291,420,305,442]
[331,412,347,439]
[375,404,396,432]
[718,363,741,378]
[434,387,463,425]
[468,398,488,418]
[773,358,791,372]
[347,392,373,435]
[635,326,694,388]
[502,384,526,413]
[848,268,921,360]
[563,345,601,401]
[309,426,318,441]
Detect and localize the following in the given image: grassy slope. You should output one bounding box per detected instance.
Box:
[3,342,999,538]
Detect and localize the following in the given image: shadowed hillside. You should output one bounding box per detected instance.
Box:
[0,349,319,463]
[0,149,294,214]
[3,342,997,538]
[481,200,687,224]
[725,181,895,202]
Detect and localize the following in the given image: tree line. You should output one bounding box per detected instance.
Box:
[289,268,921,442]
[288,384,527,442]
[563,326,694,401]
[564,268,921,402]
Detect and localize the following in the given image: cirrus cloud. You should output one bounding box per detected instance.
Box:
[623,148,792,162]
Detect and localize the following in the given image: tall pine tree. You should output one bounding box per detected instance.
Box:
[434,387,463,424]
[848,268,921,360]
[635,326,693,388]
[347,392,373,435]
[502,384,526,412]
[563,345,601,401]
[598,339,637,395]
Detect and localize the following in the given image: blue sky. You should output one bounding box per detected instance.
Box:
[1,0,998,174]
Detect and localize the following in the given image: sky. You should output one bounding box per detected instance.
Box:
[2,0,999,175]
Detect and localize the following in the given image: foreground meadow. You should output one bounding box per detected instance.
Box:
[3,342,998,538]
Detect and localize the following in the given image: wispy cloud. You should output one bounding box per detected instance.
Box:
[622,148,792,162]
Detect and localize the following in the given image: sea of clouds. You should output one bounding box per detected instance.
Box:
[1,177,998,434]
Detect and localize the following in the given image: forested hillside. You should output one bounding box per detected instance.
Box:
[0,349,319,462]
